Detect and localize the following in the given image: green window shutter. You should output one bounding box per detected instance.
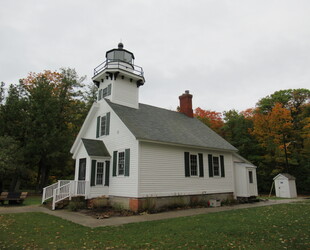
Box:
[91,160,97,186]
[106,112,110,135]
[184,152,190,177]
[112,151,117,176]
[105,161,110,186]
[107,84,112,96]
[99,89,102,100]
[208,154,213,177]
[220,155,225,177]
[125,149,130,176]
[96,116,101,138]
[198,153,204,177]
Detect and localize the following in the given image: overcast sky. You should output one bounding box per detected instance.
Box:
[1,0,309,113]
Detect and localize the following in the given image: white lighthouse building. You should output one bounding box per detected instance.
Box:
[43,43,258,211]
[93,42,144,109]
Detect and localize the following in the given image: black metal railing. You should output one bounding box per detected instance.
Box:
[93,59,144,78]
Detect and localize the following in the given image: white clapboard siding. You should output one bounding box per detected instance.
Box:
[234,164,248,197]
[82,99,139,198]
[89,186,109,198]
[112,78,139,109]
[138,141,234,197]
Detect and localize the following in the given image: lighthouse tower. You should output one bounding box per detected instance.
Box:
[92,43,145,109]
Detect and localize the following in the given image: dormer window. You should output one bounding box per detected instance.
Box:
[98,84,112,101]
[96,112,110,138]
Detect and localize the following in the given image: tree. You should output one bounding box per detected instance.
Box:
[252,103,294,172]
[257,89,310,113]
[254,89,310,193]
[0,136,24,192]
[0,83,29,191]
[194,107,224,135]
[21,68,86,191]
[222,109,262,164]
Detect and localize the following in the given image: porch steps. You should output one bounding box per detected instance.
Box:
[43,198,70,210]
[42,180,88,210]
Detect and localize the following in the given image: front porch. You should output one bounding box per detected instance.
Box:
[42,180,89,210]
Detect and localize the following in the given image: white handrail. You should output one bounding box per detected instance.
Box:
[51,180,89,210]
[52,182,71,210]
[42,182,58,203]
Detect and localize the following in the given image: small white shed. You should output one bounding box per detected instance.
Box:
[273,173,297,198]
[234,162,258,198]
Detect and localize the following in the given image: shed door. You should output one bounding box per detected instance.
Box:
[278,180,287,197]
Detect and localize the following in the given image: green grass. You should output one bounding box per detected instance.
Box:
[258,195,295,200]
[0,201,309,249]
[23,195,42,206]
[0,195,42,207]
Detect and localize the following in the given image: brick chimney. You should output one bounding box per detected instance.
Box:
[179,90,193,118]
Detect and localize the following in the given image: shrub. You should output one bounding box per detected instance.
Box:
[68,198,86,211]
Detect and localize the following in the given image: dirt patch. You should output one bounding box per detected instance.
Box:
[80,207,137,219]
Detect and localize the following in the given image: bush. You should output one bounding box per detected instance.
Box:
[68,198,86,211]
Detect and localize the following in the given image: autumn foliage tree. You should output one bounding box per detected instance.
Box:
[252,103,293,173]
[253,89,310,193]
[194,107,224,135]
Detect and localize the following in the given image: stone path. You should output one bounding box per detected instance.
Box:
[0,198,305,228]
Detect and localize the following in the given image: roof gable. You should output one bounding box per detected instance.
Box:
[273,173,296,180]
[107,100,237,151]
[70,102,99,154]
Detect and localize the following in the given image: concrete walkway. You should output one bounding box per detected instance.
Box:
[0,198,304,228]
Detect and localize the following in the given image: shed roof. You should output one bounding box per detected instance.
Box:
[82,138,110,157]
[107,100,237,151]
[273,173,296,180]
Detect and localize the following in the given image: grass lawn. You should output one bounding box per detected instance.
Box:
[0,201,309,249]
[0,195,42,207]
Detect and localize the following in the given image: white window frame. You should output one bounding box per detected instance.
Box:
[190,154,198,176]
[118,151,125,176]
[212,155,220,177]
[100,115,107,136]
[96,162,104,185]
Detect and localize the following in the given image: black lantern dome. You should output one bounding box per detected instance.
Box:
[105,43,135,65]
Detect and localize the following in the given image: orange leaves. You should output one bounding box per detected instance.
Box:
[194,107,224,134]
[251,103,293,148]
[21,70,63,95]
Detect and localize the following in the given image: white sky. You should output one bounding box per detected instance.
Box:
[0,0,309,113]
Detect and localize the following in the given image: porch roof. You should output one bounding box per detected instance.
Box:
[82,138,110,157]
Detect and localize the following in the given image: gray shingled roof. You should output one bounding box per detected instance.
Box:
[107,100,237,151]
[82,138,110,157]
[280,173,296,180]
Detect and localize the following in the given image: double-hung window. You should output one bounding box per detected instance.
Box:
[98,84,112,100]
[96,112,110,138]
[208,154,225,178]
[184,152,204,177]
[96,162,104,185]
[102,88,108,98]
[100,116,107,136]
[118,151,125,175]
[190,154,198,176]
[91,160,110,187]
[112,149,130,177]
[213,156,220,176]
